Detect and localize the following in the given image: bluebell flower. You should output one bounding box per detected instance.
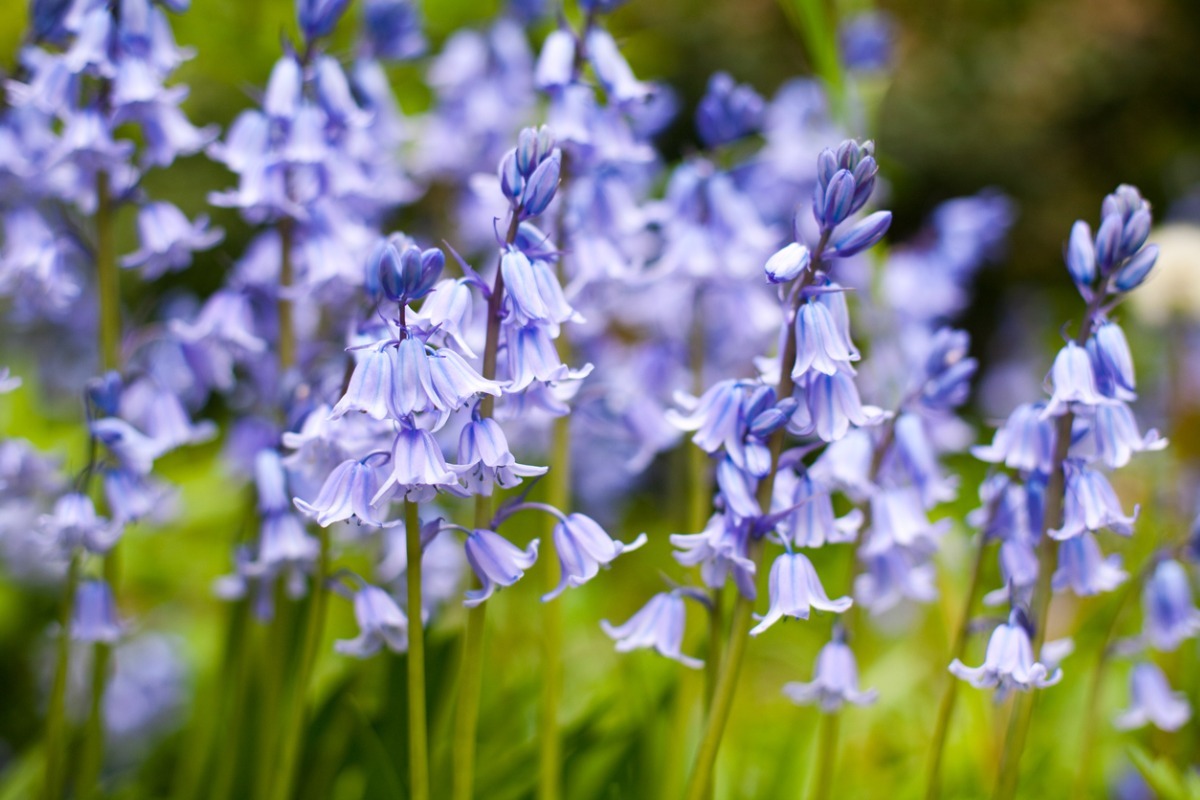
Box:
[103,634,186,748]
[1066,220,1097,290]
[1114,662,1191,732]
[502,323,592,392]
[918,328,978,411]
[362,0,426,61]
[1142,560,1200,651]
[890,413,958,507]
[39,493,122,554]
[792,298,860,377]
[534,28,575,92]
[1097,185,1151,273]
[374,426,465,504]
[972,402,1056,474]
[90,418,168,476]
[463,528,539,607]
[1113,245,1159,293]
[412,278,478,357]
[764,242,811,284]
[72,579,124,643]
[254,513,320,598]
[297,0,351,42]
[0,208,84,313]
[828,211,892,258]
[783,636,878,712]
[0,367,20,394]
[1087,321,1136,400]
[950,610,1062,693]
[294,458,395,527]
[1072,403,1165,469]
[330,347,395,421]
[1052,531,1127,596]
[104,467,174,524]
[1049,460,1137,540]
[601,592,702,669]
[854,545,939,614]
[118,379,217,453]
[791,370,886,443]
[749,551,852,635]
[715,456,761,521]
[862,487,947,555]
[584,28,651,104]
[373,236,444,305]
[335,584,409,657]
[695,72,764,149]
[670,514,757,593]
[1041,342,1108,418]
[457,417,547,496]
[519,150,561,218]
[543,513,646,601]
[838,11,895,72]
[771,469,861,548]
[500,247,577,329]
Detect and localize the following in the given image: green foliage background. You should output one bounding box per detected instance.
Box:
[0,0,1198,797]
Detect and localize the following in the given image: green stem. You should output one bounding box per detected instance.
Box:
[452,210,521,800]
[684,244,824,800]
[811,711,840,800]
[270,526,331,800]
[41,555,79,800]
[205,598,253,800]
[278,216,295,373]
[539,414,568,800]
[406,500,430,800]
[924,532,990,800]
[77,169,122,800]
[993,311,1100,800]
[452,525,488,800]
[778,0,845,117]
[97,174,120,373]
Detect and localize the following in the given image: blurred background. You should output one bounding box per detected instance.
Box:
[0,0,1199,798]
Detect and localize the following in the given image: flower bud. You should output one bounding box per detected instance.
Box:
[764,242,810,284]
[1065,220,1096,289]
[829,210,892,257]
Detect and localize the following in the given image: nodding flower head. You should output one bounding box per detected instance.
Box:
[457,416,547,496]
[749,551,852,636]
[293,458,396,528]
[335,584,408,658]
[463,528,539,607]
[1142,559,1200,652]
[544,513,646,601]
[72,579,124,644]
[783,634,878,712]
[949,609,1062,695]
[1114,662,1192,732]
[601,592,702,669]
[695,71,764,149]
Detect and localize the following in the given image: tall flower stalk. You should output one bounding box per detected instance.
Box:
[668,139,892,800]
[925,185,1164,799]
